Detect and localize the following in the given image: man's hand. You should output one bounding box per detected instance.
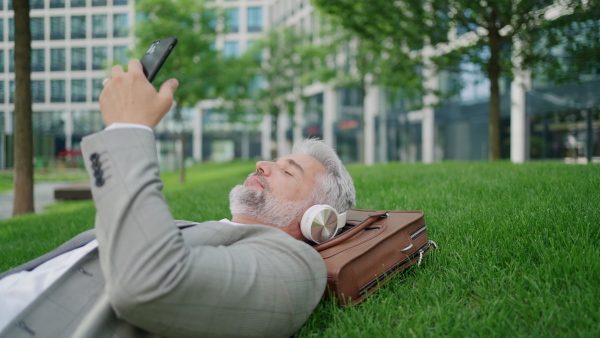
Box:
[99,59,179,129]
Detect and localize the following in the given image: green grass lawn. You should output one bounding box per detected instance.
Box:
[1,161,599,337]
[0,169,90,193]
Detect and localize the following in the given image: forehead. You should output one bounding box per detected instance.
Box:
[279,153,326,177]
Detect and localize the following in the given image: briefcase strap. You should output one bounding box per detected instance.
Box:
[313,212,389,252]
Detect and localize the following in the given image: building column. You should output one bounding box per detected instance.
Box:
[510,36,531,163]
[293,98,305,145]
[193,105,203,162]
[364,76,380,165]
[64,109,73,151]
[277,107,291,157]
[323,86,336,148]
[4,109,12,135]
[378,92,388,163]
[241,128,250,160]
[261,113,272,160]
[422,47,438,164]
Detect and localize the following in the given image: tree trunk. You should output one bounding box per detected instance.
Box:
[13,0,35,215]
[487,26,502,161]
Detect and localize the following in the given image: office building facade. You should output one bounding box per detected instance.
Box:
[0,0,135,168]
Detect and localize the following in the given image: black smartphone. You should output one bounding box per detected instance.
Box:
[140,36,178,83]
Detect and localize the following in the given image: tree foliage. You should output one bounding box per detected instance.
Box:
[312,0,600,160]
[135,0,223,107]
[242,26,337,118]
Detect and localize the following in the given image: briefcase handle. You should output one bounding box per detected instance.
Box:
[313,212,389,252]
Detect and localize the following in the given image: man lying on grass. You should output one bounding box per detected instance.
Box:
[0,59,355,338]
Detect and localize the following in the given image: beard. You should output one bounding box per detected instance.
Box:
[229,174,311,227]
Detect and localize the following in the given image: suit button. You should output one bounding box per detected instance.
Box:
[90,153,100,161]
[95,178,105,187]
[92,161,102,170]
[94,169,103,179]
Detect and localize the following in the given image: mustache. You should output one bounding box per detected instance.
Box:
[248,172,269,190]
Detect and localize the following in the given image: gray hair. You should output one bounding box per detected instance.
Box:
[292,138,356,213]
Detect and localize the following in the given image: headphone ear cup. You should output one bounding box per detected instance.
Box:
[301,205,340,244]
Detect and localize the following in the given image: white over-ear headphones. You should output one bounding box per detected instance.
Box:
[300,205,347,244]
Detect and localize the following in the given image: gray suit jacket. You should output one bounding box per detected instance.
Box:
[0,128,326,338]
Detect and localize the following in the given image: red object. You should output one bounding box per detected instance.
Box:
[57,149,83,158]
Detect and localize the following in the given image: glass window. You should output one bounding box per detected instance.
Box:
[31,80,45,103]
[71,79,87,102]
[92,15,107,38]
[203,9,218,31]
[71,16,86,39]
[113,13,129,37]
[92,0,107,6]
[50,17,65,40]
[70,0,85,7]
[71,47,86,71]
[223,41,239,59]
[247,40,261,61]
[92,79,103,101]
[74,109,104,134]
[31,17,45,40]
[0,50,4,73]
[49,0,65,8]
[0,19,4,42]
[249,75,264,95]
[9,50,13,72]
[9,80,14,103]
[247,7,262,32]
[31,49,45,72]
[33,111,66,134]
[50,80,66,102]
[8,18,13,41]
[0,81,4,104]
[92,46,107,70]
[30,0,44,9]
[114,0,128,5]
[113,45,128,65]
[50,48,65,71]
[225,8,239,33]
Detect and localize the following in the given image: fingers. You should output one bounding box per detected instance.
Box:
[110,64,124,77]
[128,59,144,74]
[157,78,179,109]
[158,79,179,97]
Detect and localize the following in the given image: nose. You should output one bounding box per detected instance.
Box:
[255,161,271,175]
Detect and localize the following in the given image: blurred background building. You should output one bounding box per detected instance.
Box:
[0,0,133,169]
[0,0,598,169]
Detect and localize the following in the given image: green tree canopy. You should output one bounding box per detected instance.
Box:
[313,0,600,160]
[135,0,223,107]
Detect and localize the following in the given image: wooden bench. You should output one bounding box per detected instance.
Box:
[54,182,92,200]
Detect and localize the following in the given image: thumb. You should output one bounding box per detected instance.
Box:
[158,78,179,98]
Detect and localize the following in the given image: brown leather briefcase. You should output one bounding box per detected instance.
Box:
[313,209,436,307]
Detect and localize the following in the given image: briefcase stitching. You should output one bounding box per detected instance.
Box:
[319,224,388,259]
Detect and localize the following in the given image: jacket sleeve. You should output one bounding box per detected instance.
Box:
[81,128,326,338]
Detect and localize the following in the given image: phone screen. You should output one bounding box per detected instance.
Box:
[140,37,178,83]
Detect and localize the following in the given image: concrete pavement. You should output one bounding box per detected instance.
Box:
[0,182,72,221]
